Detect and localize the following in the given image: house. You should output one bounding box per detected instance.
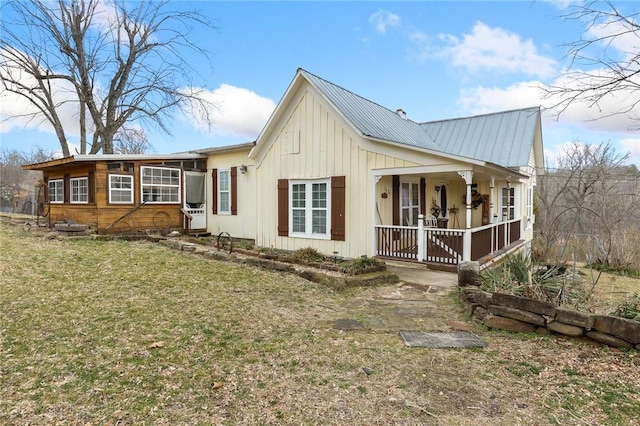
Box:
[21,153,209,234]
[23,68,544,271]
[241,68,544,270]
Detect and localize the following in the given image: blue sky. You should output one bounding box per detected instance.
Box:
[1,0,639,167]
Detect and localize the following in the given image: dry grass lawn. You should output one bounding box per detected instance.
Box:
[1,218,639,425]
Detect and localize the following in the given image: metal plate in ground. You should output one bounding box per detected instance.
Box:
[399,331,487,348]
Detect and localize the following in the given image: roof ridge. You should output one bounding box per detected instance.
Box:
[419,106,540,125]
[298,68,420,124]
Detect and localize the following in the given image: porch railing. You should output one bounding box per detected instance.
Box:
[375,218,522,265]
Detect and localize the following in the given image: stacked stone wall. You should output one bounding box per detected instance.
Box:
[460,288,640,350]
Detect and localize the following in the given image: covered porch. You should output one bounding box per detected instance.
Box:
[370,165,531,270]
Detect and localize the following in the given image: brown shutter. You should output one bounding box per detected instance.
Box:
[392,175,400,226]
[211,169,218,214]
[63,174,70,204]
[277,179,288,236]
[231,167,238,216]
[331,176,346,241]
[420,177,426,216]
[88,172,95,203]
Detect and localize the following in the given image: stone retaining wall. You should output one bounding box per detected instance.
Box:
[157,237,399,290]
[460,288,640,350]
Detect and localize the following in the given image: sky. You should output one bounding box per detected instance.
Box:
[1,0,639,167]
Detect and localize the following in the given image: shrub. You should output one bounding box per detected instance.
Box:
[339,256,384,275]
[291,247,326,263]
[610,293,640,321]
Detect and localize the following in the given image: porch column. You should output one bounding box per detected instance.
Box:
[489,176,495,224]
[371,174,382,256]
[458,170,473,262]
[417,214,425,262]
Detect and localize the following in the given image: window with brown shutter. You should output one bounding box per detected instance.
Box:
[331,176,345,241]
[211,168,218,214]
[392,175,400,226]
[231,166,238,216]
[277,179,288,236]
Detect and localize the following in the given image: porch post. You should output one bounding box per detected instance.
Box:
[371,174,382,257]
[458,170,473,262]
[417,214,424,262]
[489,176,495,224]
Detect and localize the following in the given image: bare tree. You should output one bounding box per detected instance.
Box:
[1,0,216,155]
[535,141,640,273]
[543,1,640,128]
[114,127,152,154]
[0,146,55,212]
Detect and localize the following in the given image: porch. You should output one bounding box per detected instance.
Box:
[375,217,523,270]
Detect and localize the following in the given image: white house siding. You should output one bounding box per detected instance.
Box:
[254,87,418,258]
[206,149,256,240]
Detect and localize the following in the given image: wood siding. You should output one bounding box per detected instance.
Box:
[254,87,419,258]
[41,160,190,234]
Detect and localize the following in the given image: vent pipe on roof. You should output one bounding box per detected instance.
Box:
[396,108,406,120]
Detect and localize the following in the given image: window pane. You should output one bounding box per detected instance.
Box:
[312,183,326,208]
[401,183,409,207]
[312,210,326,233]
[411,184,419,205]
[219,170,229,191]
[292,184,305,208]
[292,210,305,232]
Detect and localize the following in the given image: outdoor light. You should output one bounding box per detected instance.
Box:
[239,164,248,174]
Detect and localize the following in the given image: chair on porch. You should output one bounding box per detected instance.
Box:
[425,214,438,228]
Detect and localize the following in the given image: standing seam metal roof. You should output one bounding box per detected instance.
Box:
[300,69,540,169]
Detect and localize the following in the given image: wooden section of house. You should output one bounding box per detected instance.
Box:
[27,156,206,234]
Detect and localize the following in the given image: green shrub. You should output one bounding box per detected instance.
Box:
[610,293,640,321]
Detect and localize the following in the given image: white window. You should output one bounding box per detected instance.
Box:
[218,169,231,214]
[141,166,180,204]
[400,180,420,226]
[48,179,64,203]
[501,187,515,221]
[109,174,134,204]
[70,177,88,204]
[290,179,330,239]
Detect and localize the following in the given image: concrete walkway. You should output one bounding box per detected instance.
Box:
[384,260,458,289]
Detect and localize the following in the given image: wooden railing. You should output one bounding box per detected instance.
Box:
[376,225,418,260]
[375,218,522,265]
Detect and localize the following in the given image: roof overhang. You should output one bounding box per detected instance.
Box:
[21,152,208,171]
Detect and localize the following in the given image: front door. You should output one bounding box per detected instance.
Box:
[400,181,420,226]
[184,171,206,229]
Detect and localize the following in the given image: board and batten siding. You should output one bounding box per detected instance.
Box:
[206,149,256,240]
[254,88,418,259]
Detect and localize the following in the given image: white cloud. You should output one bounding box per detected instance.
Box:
[438,22,557,78]
[184,84,275,140]
[369,10,400,35]
[0,50,83,137]
[620,137,640,165]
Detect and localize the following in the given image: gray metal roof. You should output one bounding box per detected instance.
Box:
[301,69,540,169]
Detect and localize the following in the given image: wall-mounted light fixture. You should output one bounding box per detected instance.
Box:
[239,164,248,174]
[435,185,441,192]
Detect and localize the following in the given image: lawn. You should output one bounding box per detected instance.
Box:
[1,219,639,425]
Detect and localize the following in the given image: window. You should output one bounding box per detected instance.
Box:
[70,177,88,204]
[218,169,230,214]
[48,179,63,203]
[109,174,134,204]
[501,187,515,220]
[400,180,420,226]
[141,166,180,204]
[290,179,330,238]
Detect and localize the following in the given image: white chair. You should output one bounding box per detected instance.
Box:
[425,214,438,228]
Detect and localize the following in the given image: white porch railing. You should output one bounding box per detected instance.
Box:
[375,217,522,265]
